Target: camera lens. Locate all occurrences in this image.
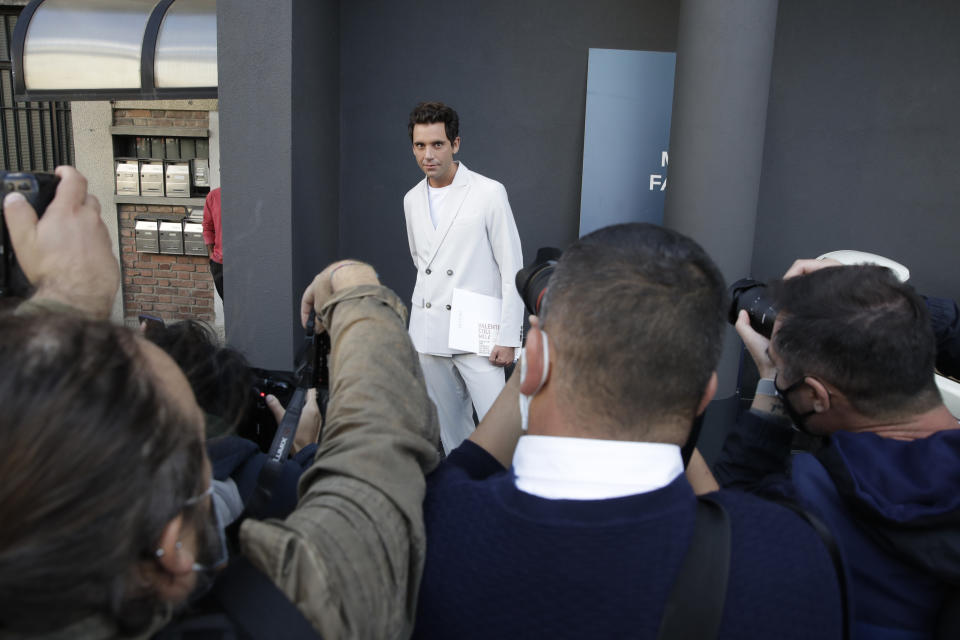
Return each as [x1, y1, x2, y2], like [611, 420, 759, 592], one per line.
[515, 247, 563, 316]
[728, 278, 778, 338]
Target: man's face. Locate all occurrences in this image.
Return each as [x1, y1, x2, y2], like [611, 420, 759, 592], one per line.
[412, 122, 460, 187]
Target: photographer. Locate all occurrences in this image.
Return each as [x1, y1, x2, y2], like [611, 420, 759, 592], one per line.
[412, 223, 844, 639]
[143, 319, 321, 520]
[715, 261, 960, 639]
[0, 167, 439, 638]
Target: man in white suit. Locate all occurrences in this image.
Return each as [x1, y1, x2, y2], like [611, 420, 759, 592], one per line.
[404, 102, 524, 453]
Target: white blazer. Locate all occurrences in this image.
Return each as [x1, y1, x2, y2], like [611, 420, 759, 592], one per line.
[404, 163, 524, 355]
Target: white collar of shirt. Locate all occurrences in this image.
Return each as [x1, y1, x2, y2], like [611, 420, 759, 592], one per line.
[512, 435, 684, 500]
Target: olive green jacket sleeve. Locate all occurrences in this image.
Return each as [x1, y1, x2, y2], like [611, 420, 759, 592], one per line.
[239, 284, 440, 639]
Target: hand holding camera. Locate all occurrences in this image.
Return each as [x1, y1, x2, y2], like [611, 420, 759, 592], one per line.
[734, 309, 777, 380]
[265, 387, 323, 455]
[300, 260, 379, 331]
[729, 256, 846, 381]
[3, 166, 119, 318]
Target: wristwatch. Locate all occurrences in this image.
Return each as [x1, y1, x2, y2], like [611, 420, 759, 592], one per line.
[756, 378, 778, 398]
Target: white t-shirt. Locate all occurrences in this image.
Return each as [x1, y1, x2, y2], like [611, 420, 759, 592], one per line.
[428, 183, 453, 229]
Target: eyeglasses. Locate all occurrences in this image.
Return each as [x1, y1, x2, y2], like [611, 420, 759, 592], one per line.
[183, 484, 229, 573]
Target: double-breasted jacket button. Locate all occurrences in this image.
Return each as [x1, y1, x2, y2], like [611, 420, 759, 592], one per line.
[445, 304, 451, 310]
[425, 302, 432, 308]
[446, 269, 453, 276]
[425, 268, 432, 275]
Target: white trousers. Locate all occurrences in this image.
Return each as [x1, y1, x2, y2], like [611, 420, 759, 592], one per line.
[418, 352, 506, 454]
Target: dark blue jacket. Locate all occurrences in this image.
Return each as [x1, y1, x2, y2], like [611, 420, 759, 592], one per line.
[926, 296, 960, 379]
[716, 410, 960, 640]
[207, 436, 317, 520]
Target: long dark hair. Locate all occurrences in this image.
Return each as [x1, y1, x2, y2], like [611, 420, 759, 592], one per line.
[0, 313, 204, 634]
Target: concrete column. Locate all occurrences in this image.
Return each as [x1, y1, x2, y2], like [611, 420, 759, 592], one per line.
[217, 0, 340, 369]
[663, 0, 779, 399]
[71, 101, 123, 324]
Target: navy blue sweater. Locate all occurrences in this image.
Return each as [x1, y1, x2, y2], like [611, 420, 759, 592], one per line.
[414, 440, 844, 639]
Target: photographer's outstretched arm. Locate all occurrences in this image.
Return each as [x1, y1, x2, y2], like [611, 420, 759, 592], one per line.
[469, 371, 522, 468]
[239, 260, 440, 639]
[714, 310, 796, 496]
[4, 166, 119, 319]
[685, 449, 720, 495]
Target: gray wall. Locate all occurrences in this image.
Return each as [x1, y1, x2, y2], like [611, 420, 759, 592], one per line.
[339, 0, 679, 301]
[752, 0, 960, 300]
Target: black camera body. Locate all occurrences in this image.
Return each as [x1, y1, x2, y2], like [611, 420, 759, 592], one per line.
[0, 171, 59, 298]
[242, 325, 331, 453]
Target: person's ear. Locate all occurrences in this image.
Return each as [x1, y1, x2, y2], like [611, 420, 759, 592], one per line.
[144, 514, 196, 602]
[451, 136, 461, 154]
[804, 376, 832, 413]
[696, 372, 718, 416]
[519, 326, 550, 396]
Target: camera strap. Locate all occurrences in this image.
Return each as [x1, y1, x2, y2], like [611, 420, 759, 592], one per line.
[245, 310, 329, 520]
[656, 495, 731, 640]
[774, 498, 850, 640]
[245, 386, 307, 519]
[157, 555, 320, 639]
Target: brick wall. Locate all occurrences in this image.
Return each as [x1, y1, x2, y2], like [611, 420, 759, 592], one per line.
[113, 108, 209, 128]
[118, 205, 214, 323]
[113, 106, 213, 324]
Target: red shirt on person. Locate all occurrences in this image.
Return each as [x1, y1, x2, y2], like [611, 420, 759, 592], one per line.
[202, 187, 223, 264]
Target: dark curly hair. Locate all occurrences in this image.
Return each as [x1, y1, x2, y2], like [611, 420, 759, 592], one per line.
[408, 101, 459, 144]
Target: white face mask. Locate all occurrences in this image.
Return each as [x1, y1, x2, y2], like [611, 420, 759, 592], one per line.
[517, 332, 549, 432]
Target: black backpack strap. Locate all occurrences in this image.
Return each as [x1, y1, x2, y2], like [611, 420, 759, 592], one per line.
[657, 495, 731, 640]
[936, 587, 960, 639]
[209, 556, 320, 639]
[774, 499, 851, 640]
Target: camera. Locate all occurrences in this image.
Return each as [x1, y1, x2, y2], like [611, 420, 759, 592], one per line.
[243, 317, 331, 453]
[515, 247, 563, 316]
[728, 278, 778, 338]
[244, 368, 297, 451]
[0, 172, 59, 299]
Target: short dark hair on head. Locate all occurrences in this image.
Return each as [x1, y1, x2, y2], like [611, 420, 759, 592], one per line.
[0, 314, 204, 635]
[408, 101, 459, 144]
[539, 223, 727, 441]
[145, 319, 255, 439]
[771, 265, 940, 418]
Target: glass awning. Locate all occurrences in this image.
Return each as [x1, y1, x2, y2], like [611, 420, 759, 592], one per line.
[13, 0, 216, 100]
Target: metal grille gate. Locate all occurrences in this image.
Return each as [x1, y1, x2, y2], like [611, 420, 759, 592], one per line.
[0, 8, 73, 172]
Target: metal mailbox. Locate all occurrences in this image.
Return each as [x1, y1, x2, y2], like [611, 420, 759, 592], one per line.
[192, 158, 210, 188]
[115, 160, 140, 195]
[165, 161, 191, 198]
[140, 161, 165, 196]
[158, 221, 184, 255]
[134, 219, 159, 253]
[182, 220, 206, 256]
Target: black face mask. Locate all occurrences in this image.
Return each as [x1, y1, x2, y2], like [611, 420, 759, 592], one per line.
[774, 374, 817, 433]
